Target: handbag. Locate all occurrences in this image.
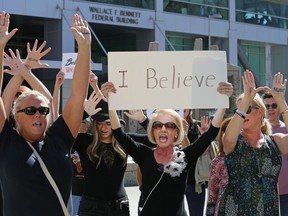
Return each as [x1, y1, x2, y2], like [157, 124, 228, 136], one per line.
[26, 141, 70, 216]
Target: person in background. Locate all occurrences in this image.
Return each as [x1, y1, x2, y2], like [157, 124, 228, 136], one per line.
[206, 117, 231, 216]
[262, 91, 288, 216]
[105, 80, 233, 216]
[0, 12, 92, 215]
[219, 70, 288, 215]
[184, 109, 210, 216]
[74, 91, 130, 216]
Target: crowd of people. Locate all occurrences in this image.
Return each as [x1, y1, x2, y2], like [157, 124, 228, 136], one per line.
[0, 10, 288, 216]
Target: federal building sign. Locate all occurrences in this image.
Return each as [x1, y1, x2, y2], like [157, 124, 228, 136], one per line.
[78, 4, 154, 28]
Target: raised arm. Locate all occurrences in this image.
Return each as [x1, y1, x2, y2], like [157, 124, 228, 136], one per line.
[0, 12, 18, 132]
[223, 70, 264, 154]
[2, 49, 24, 115]
[62, 14, 91, 137]
[52, 69, 65, 120]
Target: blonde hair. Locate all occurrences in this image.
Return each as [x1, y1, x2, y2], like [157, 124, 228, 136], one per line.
[147, 109, 185, 145]
[237, 93, 272, 135]
[87, 120, 127, 168]
[217, 117, 232, 156]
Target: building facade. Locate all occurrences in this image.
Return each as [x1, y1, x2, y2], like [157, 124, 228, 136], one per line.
[1, 0, 288, 109]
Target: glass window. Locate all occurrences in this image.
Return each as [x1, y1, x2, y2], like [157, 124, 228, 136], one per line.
[236, 0, 288, 29]
[239, 43, 266, 86]
[164, 0, 229, 20]
[86, 0, 155, 9]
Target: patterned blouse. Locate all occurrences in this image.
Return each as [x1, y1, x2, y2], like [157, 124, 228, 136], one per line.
[206, 156, 228, 216]
[218, 135, 282, 216]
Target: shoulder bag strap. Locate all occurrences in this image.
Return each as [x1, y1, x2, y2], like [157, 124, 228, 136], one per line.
[27, 142, 70, 216]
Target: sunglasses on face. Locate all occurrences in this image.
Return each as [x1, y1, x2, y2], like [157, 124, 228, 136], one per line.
[152, 121, 178, 130]
[246, 105, 259, 114]
[234, 105, 259, 115]
[265, 103, 277, 110]
[17, 106, 50, 116]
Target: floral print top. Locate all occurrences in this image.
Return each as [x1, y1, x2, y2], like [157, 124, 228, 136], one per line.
[206, 156, 228, 216]
[218, 135, 282, 216]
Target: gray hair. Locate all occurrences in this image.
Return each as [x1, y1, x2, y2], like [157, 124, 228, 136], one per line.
[12, 90, 50, 117]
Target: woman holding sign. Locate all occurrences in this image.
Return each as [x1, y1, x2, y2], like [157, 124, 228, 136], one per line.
[105, 81, 233, 216]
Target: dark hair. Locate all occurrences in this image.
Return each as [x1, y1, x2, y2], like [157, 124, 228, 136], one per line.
[262, 91, 273, 100]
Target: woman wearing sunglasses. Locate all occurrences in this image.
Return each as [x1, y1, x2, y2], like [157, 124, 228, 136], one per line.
[218, 70, 288, 216]
[0, 12, 96, 216]
[104, 81, 233, 216]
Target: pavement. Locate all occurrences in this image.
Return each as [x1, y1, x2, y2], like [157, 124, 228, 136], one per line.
[72, 186, 189, 216]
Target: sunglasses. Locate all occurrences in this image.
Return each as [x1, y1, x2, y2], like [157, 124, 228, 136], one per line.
[17, 106, 50, 116]
[265, 103, 277, 110]
[152, 121, 178, 129]
[234, 105, 259, 115]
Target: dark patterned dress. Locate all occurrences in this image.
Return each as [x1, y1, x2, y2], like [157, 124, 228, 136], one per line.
[218, 135, 282, 216]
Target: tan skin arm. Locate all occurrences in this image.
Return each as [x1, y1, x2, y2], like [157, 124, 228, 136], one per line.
[0, 12, 18, 132]
[223, 70, 265, 155]
[61, 14, 91, 138]
[52, 70, 65, 120]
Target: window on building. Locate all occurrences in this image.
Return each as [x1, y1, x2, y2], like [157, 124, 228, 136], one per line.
[86, 0, 155, 9]
[164, 0, 229, 20]
[238, 43, 266, 87]
[236, 0, 288, 29]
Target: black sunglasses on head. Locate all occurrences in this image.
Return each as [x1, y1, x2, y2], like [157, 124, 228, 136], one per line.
[152, 121, 178, 129]
[17, 106, 50, 116]
[265, 103, 277, 110]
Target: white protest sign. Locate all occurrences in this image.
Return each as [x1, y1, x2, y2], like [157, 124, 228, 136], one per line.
[108, 51, 228, 110]
[62, 53, 78, 79]
[146, 109, 184, 119]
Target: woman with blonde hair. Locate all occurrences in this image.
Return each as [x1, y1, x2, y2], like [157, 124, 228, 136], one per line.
[218, 70, 288, 215]
[105, 81, 233, 216]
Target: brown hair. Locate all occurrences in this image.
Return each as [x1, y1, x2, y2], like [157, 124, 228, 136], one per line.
[86, 120, 127, 168]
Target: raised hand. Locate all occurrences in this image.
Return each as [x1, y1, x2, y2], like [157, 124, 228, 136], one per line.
[217, 81, 233, 97]
[3, 48, 26, 75]
[101, 82, 117, 99]
[55, 69, 65, 87]
[84, 90, 103, 116]
[242, 70, 265, 101]
[124, 110, 146, 122]
[0, 12, 18, 48]
[89, 72, 98, 89]
[198, 115, 210, 134]
[270, 72, 287, 101]
[24, 39, 51, 69]
[70, 14, 91, 46]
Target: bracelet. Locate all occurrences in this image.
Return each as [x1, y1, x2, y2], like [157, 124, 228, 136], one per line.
[234, 109, 246, 119]
[281, 108, 288, 115]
